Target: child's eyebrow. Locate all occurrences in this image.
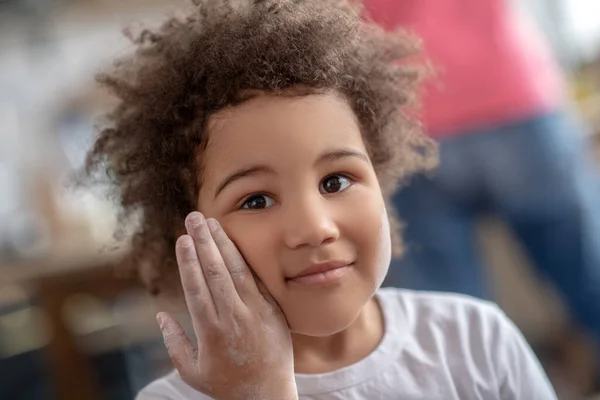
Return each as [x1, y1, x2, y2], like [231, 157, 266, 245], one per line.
[315, 148, 370, 166]
[213, 148, 369, 199]
[214, 165, 275, 199]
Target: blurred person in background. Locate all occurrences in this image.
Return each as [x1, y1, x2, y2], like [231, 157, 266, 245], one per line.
[363, 0, 600, 352]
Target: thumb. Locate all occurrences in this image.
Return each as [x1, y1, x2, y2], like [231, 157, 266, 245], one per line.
[157, 312, 197, 378]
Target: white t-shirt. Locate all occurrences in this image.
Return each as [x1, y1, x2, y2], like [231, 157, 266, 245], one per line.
[137, 288, 557, 400]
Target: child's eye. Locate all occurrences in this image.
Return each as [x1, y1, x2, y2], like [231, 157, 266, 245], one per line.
[320, 175, 353, 194]
[241, 194, 276, 210]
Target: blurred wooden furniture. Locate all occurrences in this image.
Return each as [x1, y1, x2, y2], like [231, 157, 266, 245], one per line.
[1, 252, 137, 400]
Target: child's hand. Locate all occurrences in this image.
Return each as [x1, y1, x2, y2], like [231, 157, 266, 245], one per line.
[156, 212, 297, 400]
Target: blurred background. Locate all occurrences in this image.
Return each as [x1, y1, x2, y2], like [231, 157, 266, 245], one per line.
[1, 0, 600, 399]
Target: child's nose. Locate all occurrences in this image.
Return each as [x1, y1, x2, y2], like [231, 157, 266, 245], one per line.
[283, 197, 340, 249]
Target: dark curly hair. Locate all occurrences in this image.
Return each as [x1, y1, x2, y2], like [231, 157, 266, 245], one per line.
[84, 0, 437, 296]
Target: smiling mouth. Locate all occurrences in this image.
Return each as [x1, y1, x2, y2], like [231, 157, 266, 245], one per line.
[287, 263, 353, 286]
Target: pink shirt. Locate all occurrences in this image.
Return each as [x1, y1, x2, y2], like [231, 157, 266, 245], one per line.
[363, 0, 564, 138]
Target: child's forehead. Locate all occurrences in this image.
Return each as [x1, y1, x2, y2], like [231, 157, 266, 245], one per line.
[198, 91, 369, 179]
[204, 91, 362, 153]
[207, 89, 352, 126]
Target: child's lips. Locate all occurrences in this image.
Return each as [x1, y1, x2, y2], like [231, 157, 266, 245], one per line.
[287, 262, 353, 286]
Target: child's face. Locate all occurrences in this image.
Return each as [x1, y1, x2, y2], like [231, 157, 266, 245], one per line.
[197, 91, 391, 336]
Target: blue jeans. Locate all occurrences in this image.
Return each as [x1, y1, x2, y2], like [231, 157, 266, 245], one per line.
[386, 111, 600, 340]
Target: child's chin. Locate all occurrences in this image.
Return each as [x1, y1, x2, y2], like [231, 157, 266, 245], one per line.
[287, 309, 361, 337]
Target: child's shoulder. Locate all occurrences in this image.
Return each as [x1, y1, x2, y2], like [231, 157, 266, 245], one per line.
[378, 286, 505, 321]
[377, 287, 515, 348]
[374, 288, 557, 399]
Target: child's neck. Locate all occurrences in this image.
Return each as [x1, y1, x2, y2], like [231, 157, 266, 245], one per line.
[291, 296, 384, 374]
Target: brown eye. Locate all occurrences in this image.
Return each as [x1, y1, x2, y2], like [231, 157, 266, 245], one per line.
[241, 194, 275, 210]
[320, 175, 352, 194]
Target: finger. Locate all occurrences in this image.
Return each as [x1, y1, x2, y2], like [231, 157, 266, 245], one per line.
[255, 277, 278, 308]
[157, 312, 198, 382]
[207, 218, 260, 306]
[185, 212, 240, 315]
[175, 234, 216, 324]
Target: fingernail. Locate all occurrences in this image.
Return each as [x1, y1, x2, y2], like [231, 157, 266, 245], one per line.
[177, 235, 194, 248]
[187, 212, 204, 227]
[207, 218, 220, 232]
[156, 312, 166, 330]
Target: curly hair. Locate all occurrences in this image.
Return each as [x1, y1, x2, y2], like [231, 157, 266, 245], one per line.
[84, 0, 437, 296]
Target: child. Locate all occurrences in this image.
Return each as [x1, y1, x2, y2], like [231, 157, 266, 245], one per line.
[85, 0, 558, 399]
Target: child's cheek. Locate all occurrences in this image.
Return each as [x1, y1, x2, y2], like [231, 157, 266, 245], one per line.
[375, 207, 392, 288]
[222, 220, 282, 294]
